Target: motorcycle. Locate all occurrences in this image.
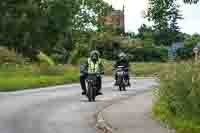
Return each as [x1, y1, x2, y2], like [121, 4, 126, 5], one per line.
[116, 66, 129, 91]
[86, 73, 100, 102]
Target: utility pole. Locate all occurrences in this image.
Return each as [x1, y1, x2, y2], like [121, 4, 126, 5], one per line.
[122, 0, 126, 34]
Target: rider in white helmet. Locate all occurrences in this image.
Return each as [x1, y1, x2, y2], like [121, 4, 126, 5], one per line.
[113, 52, 130, 86]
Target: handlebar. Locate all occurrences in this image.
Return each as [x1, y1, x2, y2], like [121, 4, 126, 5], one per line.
[87, 72, 104, 75]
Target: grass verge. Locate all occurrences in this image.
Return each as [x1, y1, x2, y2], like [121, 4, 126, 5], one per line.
[153, 99, 200, 133]
[0, 65, 79, 92]
[0, 62, 169, 92]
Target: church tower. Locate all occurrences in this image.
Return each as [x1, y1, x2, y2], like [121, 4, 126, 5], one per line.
[103, 0, 125, 34]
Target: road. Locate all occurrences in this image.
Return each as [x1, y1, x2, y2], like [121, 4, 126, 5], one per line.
[0, 77, 156, 133]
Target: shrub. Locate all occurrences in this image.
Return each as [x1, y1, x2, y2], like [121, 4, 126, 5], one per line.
[0, 47, 25, 65]
[128, 47, 168, 62]
[37, 51, 55, 66]
[176, 48, 193, 60]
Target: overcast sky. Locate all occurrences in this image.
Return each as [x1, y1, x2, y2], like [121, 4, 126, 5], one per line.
[104, 0, 200, 34]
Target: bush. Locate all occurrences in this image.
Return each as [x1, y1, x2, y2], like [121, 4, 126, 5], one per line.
[37, 51, 55, 66]
[154, 62, 200, 133]
[128, 47, 168, 62]
[176, 48, 193, 60]
[0, 47, 25, 65]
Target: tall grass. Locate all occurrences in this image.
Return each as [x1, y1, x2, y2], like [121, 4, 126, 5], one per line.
[153, 62, 200, 133]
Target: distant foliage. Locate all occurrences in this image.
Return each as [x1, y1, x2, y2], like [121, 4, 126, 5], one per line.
[70, 30, 169, 63]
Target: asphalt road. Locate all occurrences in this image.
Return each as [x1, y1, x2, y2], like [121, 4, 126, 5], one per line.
[0, 77, 156, 133]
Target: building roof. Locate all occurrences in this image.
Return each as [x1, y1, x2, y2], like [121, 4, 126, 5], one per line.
[111, 10, 123, 16]
[171, 42, 184, 49]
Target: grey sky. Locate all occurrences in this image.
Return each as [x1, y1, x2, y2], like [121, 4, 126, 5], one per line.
[105, 0, 200, 34]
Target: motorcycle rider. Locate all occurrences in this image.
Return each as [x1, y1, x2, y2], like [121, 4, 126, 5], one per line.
[80, 50, 104, 95]
[113, 52, 130, 86]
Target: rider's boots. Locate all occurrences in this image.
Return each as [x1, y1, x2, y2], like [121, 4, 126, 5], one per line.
[114, 80, 117, 86]
[97, 91, 103, 95]
[80, 75, 87, 95]
[82, 91, 86, 95]
[97, 80, 103, 95]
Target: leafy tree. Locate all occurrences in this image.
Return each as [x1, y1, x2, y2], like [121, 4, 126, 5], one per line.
[73, 0, 112, 31]
[0, 0, 111, 63]
[0, 0, 79, 58]
[168, 2, 183, 43]
[137, 24, 155, 47]
[147, 0, 182, 46]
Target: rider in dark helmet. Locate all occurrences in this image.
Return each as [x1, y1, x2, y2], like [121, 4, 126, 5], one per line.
[113, 52, 130, 86]
[80, 50, 104, 95]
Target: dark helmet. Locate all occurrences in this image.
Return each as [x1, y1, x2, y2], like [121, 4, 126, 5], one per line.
[118, 52, 126, 61]
[90, 50, 100, 61]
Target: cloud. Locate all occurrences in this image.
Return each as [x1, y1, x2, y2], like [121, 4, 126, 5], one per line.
[179, 2, 200, 34]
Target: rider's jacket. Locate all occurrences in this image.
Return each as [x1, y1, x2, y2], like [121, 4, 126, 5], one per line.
[80, 58, 104, 74]
[88, 58, 102, 73]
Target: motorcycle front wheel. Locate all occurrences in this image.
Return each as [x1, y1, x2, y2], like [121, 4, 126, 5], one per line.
[87, 83, 96, 102]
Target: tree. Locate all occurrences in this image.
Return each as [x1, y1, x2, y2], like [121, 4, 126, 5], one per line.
[0, 0, 79, 58]
[169, 2, 183, 42]
[0, 0, 111, 62]
[72, 0, 112, 31]
[67, 0, 112, 63]
[147, 0, 182, 46]
[137, 24, 153, 39]
[137, 24, 155, 47]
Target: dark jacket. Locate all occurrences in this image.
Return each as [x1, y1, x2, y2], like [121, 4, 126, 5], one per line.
[113, 59, 129, 70]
